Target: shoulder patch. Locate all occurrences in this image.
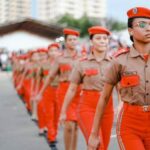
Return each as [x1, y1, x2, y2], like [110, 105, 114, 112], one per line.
[113, 48, 130, 58]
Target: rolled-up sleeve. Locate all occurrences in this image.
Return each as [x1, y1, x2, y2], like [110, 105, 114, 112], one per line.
[102, 59, 121, 85]
[69, 61, 82, 84]
[49, 59, 60, 78]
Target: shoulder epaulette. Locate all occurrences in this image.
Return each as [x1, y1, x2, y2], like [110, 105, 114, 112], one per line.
[113, 48, 130, 58]
[56, 51, 64, 57]
[79, 56, 88, 61]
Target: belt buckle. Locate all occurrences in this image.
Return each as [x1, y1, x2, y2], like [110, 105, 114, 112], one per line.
[143, 105, 149, 112]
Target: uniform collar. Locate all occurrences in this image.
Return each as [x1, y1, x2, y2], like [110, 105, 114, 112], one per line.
[129, 46, 142, 58]
[63, 50, 77, 58]
[88, 52, 110, 62]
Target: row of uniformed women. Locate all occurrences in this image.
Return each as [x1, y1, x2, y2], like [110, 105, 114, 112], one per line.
[35, 29, 83, 150]
[59, 26, 114, 150]
[12, 6, 150, 150]
[13, 45, 61, 150]
[13, 25, 117, 150]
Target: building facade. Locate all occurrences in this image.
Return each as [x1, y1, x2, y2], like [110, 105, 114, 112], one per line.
[37, 0, 107, 21]
[0, 0, 31, 24]
[0, 0, 107, 24]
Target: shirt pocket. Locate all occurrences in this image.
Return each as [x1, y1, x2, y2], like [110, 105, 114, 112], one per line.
[43, 70, 49, 76]
[60, 64, 72, 72]
[120, 71, 140, 88]
[84, 68, 99, 76]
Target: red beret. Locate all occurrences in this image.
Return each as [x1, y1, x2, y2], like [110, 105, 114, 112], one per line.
[48, 43, 60, 49]
[28, 50, 38, 56]
[37, 48, 48, 53]
[17, 55, 22, 60]
[23, 54, 29, 59]
[88, 26, 110, 35]
[18, 54, 29, 60]
[127, 7, 150, 19]
[63, 28, 80, 36]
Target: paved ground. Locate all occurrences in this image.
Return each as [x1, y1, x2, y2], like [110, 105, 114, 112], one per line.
[0, 72, 119, 150]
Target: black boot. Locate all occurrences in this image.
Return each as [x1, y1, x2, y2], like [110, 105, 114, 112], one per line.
[49, 141, 58, 150]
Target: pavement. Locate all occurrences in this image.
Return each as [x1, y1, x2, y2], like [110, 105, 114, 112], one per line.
[0, 72, 119, 150]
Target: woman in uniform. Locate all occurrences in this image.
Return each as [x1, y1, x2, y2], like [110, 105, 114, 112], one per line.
[60, 26, 114, 150]
[35, 29, 80, 150]
[17, 50, 39, 113]
[88, 7, 150, 150]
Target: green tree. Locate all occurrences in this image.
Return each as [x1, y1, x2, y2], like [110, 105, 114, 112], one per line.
[106, 18, 127, 31]
[57, 14, 95, 37]
[57, 14, 127, 37]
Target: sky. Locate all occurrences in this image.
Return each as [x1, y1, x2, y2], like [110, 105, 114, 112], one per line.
[107, 0, 150, 22]
[31, 0, 150, 23]
[31, 0, 37, 18]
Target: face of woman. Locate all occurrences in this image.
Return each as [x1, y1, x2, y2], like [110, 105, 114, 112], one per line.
[39, 52, 48, 61]
[31, 53, 39, 62]
[65, 35, 78, 50]
[20, 60, 25, 65]
[129, 18, 150, 43]
[48, 47, 59, 57]
[91, 34, 109, 52]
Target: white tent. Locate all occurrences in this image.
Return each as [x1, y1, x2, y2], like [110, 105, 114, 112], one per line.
[0, 31, 53, 51]
[0, 19, 63, 52]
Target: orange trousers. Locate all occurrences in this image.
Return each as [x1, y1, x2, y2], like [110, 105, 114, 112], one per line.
[17, 85, 24, 96]
[17, 74, 24, 96]
[37, 85, 57, 142]
[46, 86, 57, 142]
[37, 83, 47, 129]
[13, 71, 17, 87]
[117, 103, 150, 150]
[56, 82, 80, 123]
[37, 98, 47, 130]
[23, 78, 31, 111]
[77, 90, 114, 150]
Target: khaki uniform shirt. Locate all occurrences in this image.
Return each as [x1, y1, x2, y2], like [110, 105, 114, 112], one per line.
[50, 50, 79, 82]
[70, 53, 111, 91]
[103, 46, 150, 105]
[41, 60, 59, 87]
[26, 62, 38, 78]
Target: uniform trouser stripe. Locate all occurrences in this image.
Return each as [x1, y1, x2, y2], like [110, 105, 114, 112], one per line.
[116, 106, 126, 150]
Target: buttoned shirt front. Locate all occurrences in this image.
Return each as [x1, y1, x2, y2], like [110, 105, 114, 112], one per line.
[70, 53, 111, 91]
[103, 46, 150, 105]
[50, 50, 79, 82]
